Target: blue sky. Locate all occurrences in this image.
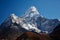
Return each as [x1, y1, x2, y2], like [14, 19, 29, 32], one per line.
[0, 0, 60, 24]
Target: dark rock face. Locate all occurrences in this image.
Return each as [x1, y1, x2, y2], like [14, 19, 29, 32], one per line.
[16, 31, 52, 40]
[50, 24, 60, 40]
[0, 23, 26, 40]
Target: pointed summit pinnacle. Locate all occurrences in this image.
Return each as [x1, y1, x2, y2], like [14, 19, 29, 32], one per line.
[24, 6, 39, 14]
[23, 6, 40, 18]
[22, 6, 44, 18]
[10, 13, 15, 16]
[29, 6, 39, 14]
[10, 13, 18, 21]
[30, 6, 37, 12]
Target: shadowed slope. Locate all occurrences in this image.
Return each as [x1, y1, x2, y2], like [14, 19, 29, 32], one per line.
[50, 24, 60, 40]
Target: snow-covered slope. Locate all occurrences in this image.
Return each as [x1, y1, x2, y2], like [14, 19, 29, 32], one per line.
[0, 6, 60, 35]
[22, 6, 60, 33]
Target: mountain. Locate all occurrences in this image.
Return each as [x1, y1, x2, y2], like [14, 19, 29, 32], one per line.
[50, 24, 60, 40]
[21, 6, 60, 33]
[0, 14, 27, 40]
[0, 6, 60, 40]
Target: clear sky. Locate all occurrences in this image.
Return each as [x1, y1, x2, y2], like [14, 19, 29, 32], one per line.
[0, 0, 60, 24]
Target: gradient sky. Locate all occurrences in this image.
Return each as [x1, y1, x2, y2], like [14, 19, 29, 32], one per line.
[0, 0, 60, 24]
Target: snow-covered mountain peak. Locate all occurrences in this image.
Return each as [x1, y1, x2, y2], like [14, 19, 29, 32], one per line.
[10, 13, 15, 16]
[10, 14, 18, 20]
[30, 6, 37, 12]
[22, 6, 41, 19]
[27, 6, 39, 14]
[9, 14, 20, 24]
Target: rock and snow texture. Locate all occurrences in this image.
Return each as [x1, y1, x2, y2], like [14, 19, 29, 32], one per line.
[0, 6, 60, 35]
[22, 6, 60, 33]
[22, 6, 43, 18]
